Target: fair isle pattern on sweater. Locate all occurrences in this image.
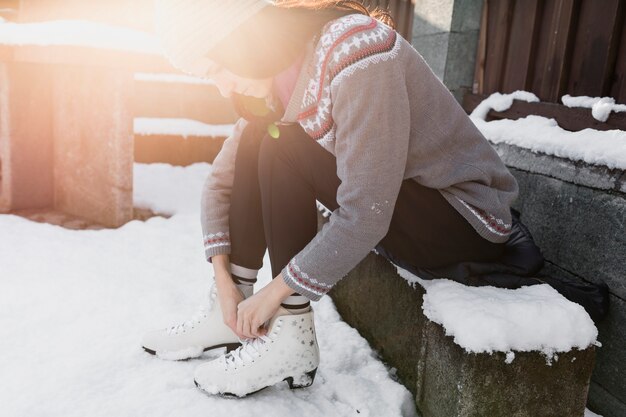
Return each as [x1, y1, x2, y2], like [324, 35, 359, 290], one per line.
[203, 231, 230, 251]
[285, 259, 333, 298]
[455, 197, 512, 237]
[297, 14, 401, 147]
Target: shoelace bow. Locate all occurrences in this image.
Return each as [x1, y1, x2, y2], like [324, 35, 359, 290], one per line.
[166, 285, 217, 335]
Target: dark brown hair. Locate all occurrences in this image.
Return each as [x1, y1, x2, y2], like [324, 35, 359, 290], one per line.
[206, 1, 395, 122]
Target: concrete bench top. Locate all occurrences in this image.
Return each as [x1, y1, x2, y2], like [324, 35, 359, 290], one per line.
[0, 19, 159, 53]
[0, 19, 171, 70]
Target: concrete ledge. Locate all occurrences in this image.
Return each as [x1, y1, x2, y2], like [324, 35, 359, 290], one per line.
[492, 142, 626, 194]
[328, 251, 596, 417]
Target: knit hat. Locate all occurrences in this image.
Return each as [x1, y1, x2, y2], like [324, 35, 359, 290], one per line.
[154, 0, 274, 77]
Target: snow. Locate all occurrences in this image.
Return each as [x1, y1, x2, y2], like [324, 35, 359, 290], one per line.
[469, 90, 540, 120]
[0, 19, 160, 54]
[134, 118, 235, 139]
[0, 162, 417, 417]
[135, 72, 215, 85]
[394, 265, 599, 363]
[470, 91, 626, 170]
[562, 94, 626, 122]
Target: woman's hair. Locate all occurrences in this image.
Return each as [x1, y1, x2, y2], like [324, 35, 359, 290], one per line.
[208, 1, 395, 122]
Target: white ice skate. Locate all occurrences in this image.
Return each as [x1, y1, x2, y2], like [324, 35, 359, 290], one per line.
[141, 281, 243, 360]
[193, 306, 320, 398]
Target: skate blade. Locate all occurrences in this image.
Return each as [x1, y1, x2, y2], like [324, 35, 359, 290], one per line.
[142, 342, 242, 361]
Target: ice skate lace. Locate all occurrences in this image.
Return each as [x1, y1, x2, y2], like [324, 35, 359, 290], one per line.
[166, 283, 217, 335]
[223, 325, 281, 369]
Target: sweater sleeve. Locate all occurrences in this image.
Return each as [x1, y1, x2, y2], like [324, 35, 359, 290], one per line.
[200, 116, 248, 261]
[280, 55, 411, 301]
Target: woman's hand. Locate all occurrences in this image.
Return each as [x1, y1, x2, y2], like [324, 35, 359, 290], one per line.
[235, 289, 279, 339]
[215, 278, 246, 339]
[236, 273, 296, 339]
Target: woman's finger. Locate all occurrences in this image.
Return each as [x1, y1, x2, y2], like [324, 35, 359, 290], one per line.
[237, 311, 245, 339]
[242, 316, 254, 339]
[251, 320, 262, 337]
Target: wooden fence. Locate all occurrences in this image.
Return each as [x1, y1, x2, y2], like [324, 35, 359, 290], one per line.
[473, 0, 626, 104]
[362, 0, 415, 40]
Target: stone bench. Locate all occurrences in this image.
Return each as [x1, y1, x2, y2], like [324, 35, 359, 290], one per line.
[326, 248, 598, 417]
[0, 17, 237, 225]
[0, 14, 171, 226]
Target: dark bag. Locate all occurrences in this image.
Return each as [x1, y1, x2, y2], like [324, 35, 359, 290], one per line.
[377, 208, 610, 325]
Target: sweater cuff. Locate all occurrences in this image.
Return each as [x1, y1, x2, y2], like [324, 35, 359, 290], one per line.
[281, 258, 332, 302]
[203, 232, 231, 262]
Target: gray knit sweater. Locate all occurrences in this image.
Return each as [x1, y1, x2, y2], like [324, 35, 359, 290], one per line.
[200, 14, 518, 301]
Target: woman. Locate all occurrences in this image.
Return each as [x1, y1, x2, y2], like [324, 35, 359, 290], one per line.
[142, 0, 519, 397]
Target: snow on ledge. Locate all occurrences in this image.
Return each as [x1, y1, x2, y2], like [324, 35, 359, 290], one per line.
[134, 72, 215, 85]
[562, 94, 626, 122]
[469, 90, 540, 120]
[134, 118, 234, 138]
[0, 19, 160, 54]
[470, 91, 626, 170]
[394, 264, 599, 363]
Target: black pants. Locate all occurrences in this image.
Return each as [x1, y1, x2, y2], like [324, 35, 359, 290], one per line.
[228, 121, 505, 295]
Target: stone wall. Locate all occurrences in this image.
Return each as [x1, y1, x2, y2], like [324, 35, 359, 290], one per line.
[411, 0, 483, 103]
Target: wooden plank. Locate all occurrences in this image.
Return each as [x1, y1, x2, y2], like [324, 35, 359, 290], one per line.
[403, 0, 415, 41]
[462, 93, 626, 132]
[501, 0, 541, 93]
[483, 0, 515, 94]
[0, 45, 14, 61]
[609, 2, 626, 103]
[473, 0, 489, 95]
[567, 0, 623, 97]
[392, 0, 406, 37]
[532, 0, 579, 102]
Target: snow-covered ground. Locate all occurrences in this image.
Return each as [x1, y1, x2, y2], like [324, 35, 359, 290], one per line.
[0, 162, 417, 417]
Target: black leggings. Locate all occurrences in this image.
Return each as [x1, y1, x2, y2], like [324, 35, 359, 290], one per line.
[228, 121, 505, 295]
